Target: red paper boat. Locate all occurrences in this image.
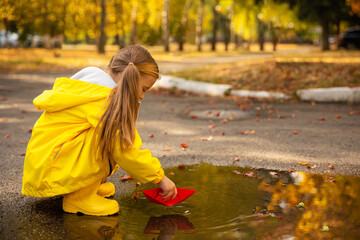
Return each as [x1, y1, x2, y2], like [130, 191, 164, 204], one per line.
[142, 188, 196, 206]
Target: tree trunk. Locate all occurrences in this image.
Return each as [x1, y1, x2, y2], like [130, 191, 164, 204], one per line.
[60, 2, 69, 49]
[130, 1, 138, 45]
[178, 0, 193, 51]
[3, 18, 10, 48]
[269, 21, 278, 52]
[211, 0, 220, 51]
[98, 0, 107, 54]
[114, 0, 124, 48]
[257, 17, 265, 51]
[44, 0, 51, 49]
[335, 19, 340, 50]
[224, 15, 231, 51]
[321, 16, 329, 51]
[162, 0, 170, 52]
[196, 0, 204, 51]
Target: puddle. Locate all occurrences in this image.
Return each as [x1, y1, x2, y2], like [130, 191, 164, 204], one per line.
[66, 163, 360, 240]
[9, 163, 360, 239]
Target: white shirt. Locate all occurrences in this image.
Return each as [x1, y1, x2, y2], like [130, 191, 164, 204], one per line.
[70, 66, 116, 88]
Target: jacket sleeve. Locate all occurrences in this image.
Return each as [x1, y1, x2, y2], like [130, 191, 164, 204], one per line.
[112, 128, 164, 184]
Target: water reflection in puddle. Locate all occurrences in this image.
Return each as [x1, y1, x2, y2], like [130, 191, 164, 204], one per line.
[38, 163, 360, 239]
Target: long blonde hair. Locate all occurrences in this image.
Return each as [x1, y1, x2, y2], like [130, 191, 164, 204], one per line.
[96, 45, 159, 163]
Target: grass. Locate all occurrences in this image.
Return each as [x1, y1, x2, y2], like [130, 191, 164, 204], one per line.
[1, 43, 359, 95]
[171, 48, 360, 95]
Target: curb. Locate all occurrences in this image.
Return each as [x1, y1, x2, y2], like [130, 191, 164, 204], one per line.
[296, 87, 360, 103]
[155, 75, 360, 103]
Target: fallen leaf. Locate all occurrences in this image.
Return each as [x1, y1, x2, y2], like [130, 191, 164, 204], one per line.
[297, 202, 305, 208]
[270, 171, 280, 176]
[20, 141, 25, 144]
[255, 119, 260, 122]
[221, 119, 228, 124]
[239, 130, 250, 135]
[162, 131, 168, 135]
[298, 161, 309, 165]
[136, 182, 141, 187]
[181, 143, 189, 148]
[28, 129, 32, 133]
[328, 165, 335, 169]
[191, 115, 198, 119]
[21, 110, 29, 114]
[293, 130, 298, 134]
[184, 110, 190, 115]
[250, 130, 256, 134]
[291, 114, 296, 118]
[181, 147, 186, 151]
[265, 132, 269, 136]
[2, 97, 8, 101]
[324, 178, 336, 183]
[267, 118, 272, 122]
[219, 132, 225, 135]
[4, 134, 10, 138]
[133, 192, 139, 200]
[208, 124, 216, 128]
[148, 134, 154, 138]
[233, 170, 242, 175]
[307, 164, 317, 169]
[334, 115, 342, 119]
[209, 129, 216, 133]
[243, 171, 255, 177]
[169, 171, 175, 176]
[234, 157, 240, 161]
[166, 149, 171, 151]
[290, 168, 295, 173]
[322, 226, 329, 232]
[279, 115, 286, 119]
[0, 118, 8, 122]
[318, 117, 326, 121]
[201, 136, 213, 141]
[209, 100, 215, 104]
[256, 113, 261, 117]
[120, 175, 133, 181]
[178, 165, 186, 170]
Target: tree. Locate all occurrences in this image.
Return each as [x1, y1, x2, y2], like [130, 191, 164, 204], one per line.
[162, 0, 170, 52]
[347, 0, 360, 16]
[98, 0, 106, 53]
[196, 0, 205, 51]
[211, 0, 220, 51]
[278, 0, 350, 51]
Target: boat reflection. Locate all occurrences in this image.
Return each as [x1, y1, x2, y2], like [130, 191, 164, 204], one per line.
[144, 214, 195, 240]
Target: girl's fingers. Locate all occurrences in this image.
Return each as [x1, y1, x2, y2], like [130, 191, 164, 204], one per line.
[171, 188, 178, 199]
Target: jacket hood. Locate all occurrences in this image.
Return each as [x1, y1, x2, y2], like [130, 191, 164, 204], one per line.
[34, 77, 112, 112]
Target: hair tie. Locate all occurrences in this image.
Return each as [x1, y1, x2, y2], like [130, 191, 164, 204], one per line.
[128, 62, 134, 65]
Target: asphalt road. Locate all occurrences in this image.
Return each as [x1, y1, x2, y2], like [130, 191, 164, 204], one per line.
[0, 66, 359, 238]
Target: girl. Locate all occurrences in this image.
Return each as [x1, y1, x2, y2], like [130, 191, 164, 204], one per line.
[22, 45, 177, 216]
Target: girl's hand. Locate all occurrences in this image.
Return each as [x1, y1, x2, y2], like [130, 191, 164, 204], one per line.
[157, 175, 177, 201]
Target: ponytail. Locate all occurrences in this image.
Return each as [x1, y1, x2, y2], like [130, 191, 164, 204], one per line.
[95, 45, 159, 163]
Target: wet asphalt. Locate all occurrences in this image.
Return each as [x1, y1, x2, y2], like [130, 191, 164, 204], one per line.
[0, 70, 359, 239]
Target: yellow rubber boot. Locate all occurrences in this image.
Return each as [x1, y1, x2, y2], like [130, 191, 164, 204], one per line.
[63, 180, 119, 216]
[97, 182, 115, 197]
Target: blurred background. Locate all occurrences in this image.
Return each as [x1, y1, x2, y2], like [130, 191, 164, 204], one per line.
[2, 0, 360, 52]
[1, 0, 360, 94]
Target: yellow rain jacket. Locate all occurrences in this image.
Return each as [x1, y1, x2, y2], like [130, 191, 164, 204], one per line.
[22, 77, 164, 198]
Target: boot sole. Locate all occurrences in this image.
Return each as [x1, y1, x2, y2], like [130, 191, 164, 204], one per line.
[63, 202, 119, 216]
